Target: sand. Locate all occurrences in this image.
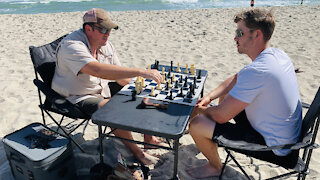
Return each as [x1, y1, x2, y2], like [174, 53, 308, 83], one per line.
[0, 4, 319, 180]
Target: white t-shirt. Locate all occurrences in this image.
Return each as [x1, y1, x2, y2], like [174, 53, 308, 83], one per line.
[229, 48, 302, 156]
[51, 29, 121, 104]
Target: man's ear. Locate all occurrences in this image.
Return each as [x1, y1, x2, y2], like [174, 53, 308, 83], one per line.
[256, 29, 264, 40]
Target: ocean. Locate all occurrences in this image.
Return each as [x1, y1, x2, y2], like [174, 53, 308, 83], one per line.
[1, 0, 319, 14]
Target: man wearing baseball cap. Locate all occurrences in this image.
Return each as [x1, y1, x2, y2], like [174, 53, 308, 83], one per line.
[52, 8, 163, 165]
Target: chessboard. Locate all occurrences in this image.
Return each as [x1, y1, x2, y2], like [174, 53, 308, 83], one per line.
[118, 64, 208, 106]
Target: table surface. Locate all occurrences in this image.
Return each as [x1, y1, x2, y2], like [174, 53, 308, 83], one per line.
[92, 94, 194, 139]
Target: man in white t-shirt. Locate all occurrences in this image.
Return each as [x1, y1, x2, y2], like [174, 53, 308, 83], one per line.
[52, 8, 163, 165]
[186, 8, 302, 178]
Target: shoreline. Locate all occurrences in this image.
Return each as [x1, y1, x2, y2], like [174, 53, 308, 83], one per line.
[0, 4, 319, 179]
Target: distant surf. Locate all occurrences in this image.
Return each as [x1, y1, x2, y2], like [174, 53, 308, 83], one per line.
[1, 0, 319, 14]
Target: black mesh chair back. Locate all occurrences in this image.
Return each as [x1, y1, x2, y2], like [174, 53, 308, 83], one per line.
[29, 35, 90, 152]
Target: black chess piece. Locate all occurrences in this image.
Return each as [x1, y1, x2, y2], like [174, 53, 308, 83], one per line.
[177, 87, 184, 97]
[131, 90, 137, 101]
[187, 90, 192, 98]
[164, 73, 167, 81]
[165, 82, 169, 90]
[194, 76, 197, 85]
[168, 69, 171, 78]
[174, 80, 179, 88]
[197, 69, 202, 79]
[179, 76, 183, 83]
[170, 61, 173, 71]
[184, 76, 188, 87]
[169, 90, 174, 100]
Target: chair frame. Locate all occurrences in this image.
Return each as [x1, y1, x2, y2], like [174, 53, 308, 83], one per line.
[29, 35, 91, 153]
[217, 87, 320, 180]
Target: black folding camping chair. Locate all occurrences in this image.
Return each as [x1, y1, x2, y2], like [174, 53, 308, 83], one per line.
[29, 35, 90, 152]
[215, 86, 320, 180]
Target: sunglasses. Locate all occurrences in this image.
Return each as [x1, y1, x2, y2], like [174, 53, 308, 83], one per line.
[91, 25, 110, 35]
[235, 29, 244, 38]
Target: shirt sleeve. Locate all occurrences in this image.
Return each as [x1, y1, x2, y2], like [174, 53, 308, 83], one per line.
[229, 66, 265, 103]
[57, 40, 96, 76]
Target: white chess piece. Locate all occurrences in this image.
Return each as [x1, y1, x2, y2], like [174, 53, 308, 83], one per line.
[184, 64, 189, 74]
[147, 64, 151, 70]
[162, 74, 166, 84]
[157, 83, 162, 90]
[168, 79, 172, 88]
[176, 62, 181, 73]
[150, 87, 156, 97]
[162, 67, 165, 75]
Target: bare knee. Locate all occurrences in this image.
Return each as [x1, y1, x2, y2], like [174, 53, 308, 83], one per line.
[98, 98, 110, 109]
[189, 115, 216, 139]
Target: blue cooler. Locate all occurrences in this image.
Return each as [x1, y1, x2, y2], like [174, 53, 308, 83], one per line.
[2, 123, 76, 180]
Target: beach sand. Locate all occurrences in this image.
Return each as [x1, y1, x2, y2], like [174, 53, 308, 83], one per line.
[0, 4, 319, 180]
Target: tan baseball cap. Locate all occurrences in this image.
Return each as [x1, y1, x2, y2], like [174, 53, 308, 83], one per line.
[83, 8, 118, 30]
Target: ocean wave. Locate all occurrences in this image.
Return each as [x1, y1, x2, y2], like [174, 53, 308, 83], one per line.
[1, 0, 94, 4]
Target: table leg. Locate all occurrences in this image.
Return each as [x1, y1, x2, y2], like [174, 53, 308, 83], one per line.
[98, 125, 104, 163]
[172, 138, 179, 180]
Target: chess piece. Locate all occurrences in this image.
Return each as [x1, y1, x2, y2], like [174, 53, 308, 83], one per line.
[147, 64, 151, 70]
[176, 62, 181, 73]
[168, 79, 172, 88]
[154, 60, 159, 70]
[191, 64, 196, 75]
[170, 61, 173, 71]
[187, 90, 192, 98]
[131, 90, 137, 101]
[184, 64, 189, 74]
[174, 80, 179, 88]
[165, 82, 169, 90]
[179, 76, 183, 83]
[162, 67, 165, 75]
[197, 70, 202, 79]
[194, 76, 197, 85]
[178, 87, 184, 97]
[162, 74, 166, 84]
[168, 69, 171, 78]
[169, 90, 174, 100]
[184, 76, 188, 87]
[150, 87, 156, 97]
[141, 78, 145, 87]
[135, 83, 141, 94]
[172, 73, 175, 82]
[157, 83, 162, 90]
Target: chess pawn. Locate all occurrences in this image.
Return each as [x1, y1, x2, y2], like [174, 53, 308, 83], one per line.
[184, 64, 189, 74]
[191, 64, 196, 75]
[162, 74, 166, 84]
[150, 87, 156, 97]
[162, 67, 165, 75]
[172, 73, 175, 82]
[157, 83, 162, 90]
[147, 64, 151, 70]
[176, 62, 181, 73]
[168, 79, 172, 88]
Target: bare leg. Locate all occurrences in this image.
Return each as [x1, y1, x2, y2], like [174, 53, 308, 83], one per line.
[113, 129, 159, 165]
[143, 135, 166, 149]
[98, 99, 159, 165]
[186, 115, 222, 178]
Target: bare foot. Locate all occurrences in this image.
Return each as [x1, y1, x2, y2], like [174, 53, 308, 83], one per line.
[135, 151, 159, 166]
[144, 135, 167, 149]
[186, 163, 221, 178]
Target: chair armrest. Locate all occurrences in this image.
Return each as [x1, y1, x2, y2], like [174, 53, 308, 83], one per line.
[213, 133, 316, 152]
[33, 79, 90, 119]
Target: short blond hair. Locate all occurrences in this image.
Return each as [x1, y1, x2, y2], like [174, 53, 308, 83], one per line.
[234, 8, 275, 42]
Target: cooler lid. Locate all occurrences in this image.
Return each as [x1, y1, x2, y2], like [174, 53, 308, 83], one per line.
[3, 123, 70, 161]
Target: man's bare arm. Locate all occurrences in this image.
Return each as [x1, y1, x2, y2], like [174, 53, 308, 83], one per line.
[204, 94, 248, 124]
[80, 61, 162, 83]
